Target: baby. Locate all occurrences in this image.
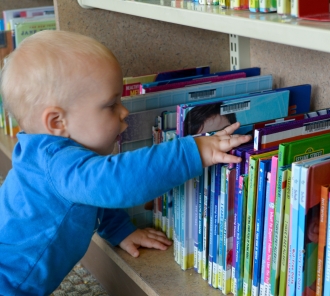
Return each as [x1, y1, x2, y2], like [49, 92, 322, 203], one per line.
[0, 30, 251, 295]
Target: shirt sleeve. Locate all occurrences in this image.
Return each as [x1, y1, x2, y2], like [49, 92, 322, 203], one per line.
[97, 208, 137, 246]
[46, 136, 202, 209]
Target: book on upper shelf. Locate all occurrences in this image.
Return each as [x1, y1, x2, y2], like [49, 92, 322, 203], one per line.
[292, 0, 330, 21]
[0, 30, 14, 68]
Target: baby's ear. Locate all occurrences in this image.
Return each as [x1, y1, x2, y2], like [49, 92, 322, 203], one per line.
[41, 106, 69, 137]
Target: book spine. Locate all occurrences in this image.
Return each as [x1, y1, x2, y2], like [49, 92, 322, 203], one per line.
[180, 182, 187, 270]
[243, 157, 258, 296]
[208, 166, 216, 285]
[162, 193, 167, 233]
[324, 190, 330, 295]
[277, 0, 291, 14]
[260, 172, 271, 296]
[252, 160, 270, 296]
[291, 0, 298, 17]
[232, 166, 238, 295]
[249, 0, 260, 12]
[197, 174, 204, 274]
[270, 168, 287, 296]
[236, 174, 248, 296]
[166, 188, 174, 240]
[316, 184, 329, 295]
[176, 105, 181, 137]
[194, 178, 200, 272]
[202, 167, 210, 280]
[295, 166, 308, 295]
[265, 155, 278, 296]
[286, 162, 301, 296]
[278, 169, 291, 296]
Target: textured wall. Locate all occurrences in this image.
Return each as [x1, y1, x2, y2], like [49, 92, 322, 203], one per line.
[54, 0, 230, 77]
[250, 39, 330, 111]
[0, 0, 54, 14]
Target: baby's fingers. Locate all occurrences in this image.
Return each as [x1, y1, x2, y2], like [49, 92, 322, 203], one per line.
[219, 134, 252, 151]
[214, 122, 241, 136]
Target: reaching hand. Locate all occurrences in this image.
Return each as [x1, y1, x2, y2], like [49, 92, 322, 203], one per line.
[119, 228, 172, 258]
[194, 122, 251, 168]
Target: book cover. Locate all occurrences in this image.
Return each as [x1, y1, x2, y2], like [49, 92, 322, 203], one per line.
[252, 158, 272, 296]
[243, 150, 278, 296]
[236, 174, 249, 296]
[278, 168, 292, 296]
[323, 189, 330, 295]
[316, 184, 329, 296]
[249, 0, 260, 12]
[259, 0, 277, 12]
[179, 90, 290, 137]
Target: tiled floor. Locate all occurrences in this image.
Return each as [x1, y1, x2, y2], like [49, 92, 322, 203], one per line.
[0, 176, 109, 295]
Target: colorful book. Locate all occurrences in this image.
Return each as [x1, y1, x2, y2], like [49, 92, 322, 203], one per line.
[243, 150, 278, 296]
[316, 184, 329, 296]
[259, 0, 277, 12]
[278, 168, 292, 296]
[249, 0, 260, 12]
[252, 158, 272, 296]
[324, 188, 330, 295]
[197, 174, 204, 274]
[193, 177, 200, 271]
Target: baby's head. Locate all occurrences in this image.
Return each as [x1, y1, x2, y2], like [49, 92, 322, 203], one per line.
[1, 30, 129, 155]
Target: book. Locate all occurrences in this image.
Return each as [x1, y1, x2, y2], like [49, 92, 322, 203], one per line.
[264, 155, 278, 296]
[251, 158, 272, 296]
[278, 168, 292, 296]
[0, 31, 14, 68]
[316, 184, 329, 296]
[270, 164, 290, 296]
[2, 5, 54, 30]
[178, 90, 290, 137]
[14, 18, 56, 47]
[197, 174, 204, 274]
[295, 155, 330, 295]
[259, 0, 277, 13]
[236, 174, 249, 296]
[277, 0, 291, 14]
[243, 150, 278, 296]
[324, 189, 330, 295]
[120, 75, 273, 151]
[249, 0, 260, 12]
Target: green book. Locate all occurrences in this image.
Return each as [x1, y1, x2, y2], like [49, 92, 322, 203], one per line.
[278, 168, 291, 296]
[243, 150, 278, 296]
[14, 18, 56, 47]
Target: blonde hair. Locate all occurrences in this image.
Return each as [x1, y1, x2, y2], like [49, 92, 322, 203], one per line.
[0, 30, 117, 131]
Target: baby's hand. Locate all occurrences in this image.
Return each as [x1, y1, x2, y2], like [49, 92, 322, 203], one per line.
[194, 122, 251, 168]
[119, 228, 172, 258]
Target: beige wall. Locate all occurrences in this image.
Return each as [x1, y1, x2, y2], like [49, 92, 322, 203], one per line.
[54, 0, 230, 77]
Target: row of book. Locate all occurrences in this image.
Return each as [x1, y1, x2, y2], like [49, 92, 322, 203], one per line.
[168, 0, 330, 21]
[119, 65, 330, 295]
[0, 6, 56, 138]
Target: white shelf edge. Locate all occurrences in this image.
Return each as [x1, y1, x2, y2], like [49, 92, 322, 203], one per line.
[78, 0, 330, 54]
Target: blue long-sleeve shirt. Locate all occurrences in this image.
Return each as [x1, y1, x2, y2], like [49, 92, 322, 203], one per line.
[0, 132, 202, 295]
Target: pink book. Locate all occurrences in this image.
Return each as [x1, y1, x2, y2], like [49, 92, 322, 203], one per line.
[264, 155, 278, 295]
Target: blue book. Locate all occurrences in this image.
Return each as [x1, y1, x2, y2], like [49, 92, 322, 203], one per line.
[197, 174, 204, 274]
[252, 158, 272, 296]
[208, 165, 216, 286]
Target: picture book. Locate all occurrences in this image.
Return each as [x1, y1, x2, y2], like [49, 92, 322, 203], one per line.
[194, 177, 200, 272]
[278, 168, 291, 296]
[220, 0, 231, 8]
[120, 75, 273, 151]
[252, 158, 272, 296]
[264, 155, 278, 296]
[259, 171, 271, 296]
[270, 164, 290, 296]
[259, 0, 277, 12]
[254, 113, 330, 151]
[2, 6, 54, 30]
[243, 150, 278, 296]
[316, 184, 329, 296]
[178, 90, 290, 137]
[295, 156, 330, 295]
[14, 18, 56, 48]
[197, 174, 204, 274]
[249, 0, 260, 12]
[236, 174, 248, 296]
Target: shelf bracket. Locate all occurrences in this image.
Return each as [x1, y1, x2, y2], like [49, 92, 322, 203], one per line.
[229, 35, 250, 70]
[77, 0, 93, 9]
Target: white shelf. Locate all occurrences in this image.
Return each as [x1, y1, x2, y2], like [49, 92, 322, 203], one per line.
[78, 0, 330, 53]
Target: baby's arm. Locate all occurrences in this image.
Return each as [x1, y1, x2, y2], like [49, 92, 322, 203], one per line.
[119, 228, 172, 257]
[194, 122, 251, 168]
